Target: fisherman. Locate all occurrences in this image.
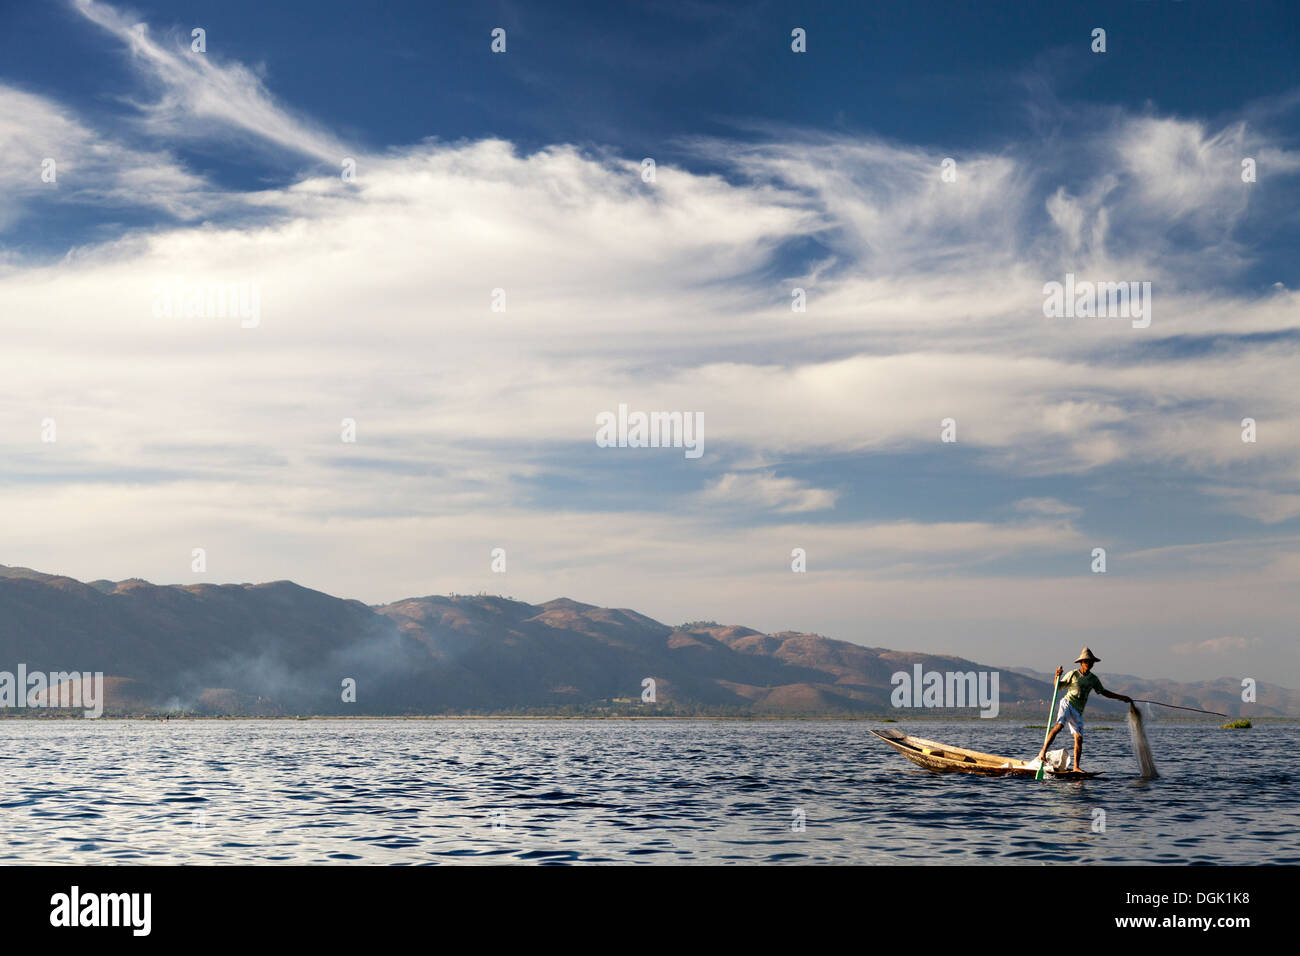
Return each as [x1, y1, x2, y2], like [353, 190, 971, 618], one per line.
[1035, 647, 1132, 772]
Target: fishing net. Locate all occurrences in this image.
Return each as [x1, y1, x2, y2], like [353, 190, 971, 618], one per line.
[1128, 703, 1159, 778]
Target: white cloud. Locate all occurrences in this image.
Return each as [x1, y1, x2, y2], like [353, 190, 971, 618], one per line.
[72, 0, 346, 163]
[1013, 497, 1083, 518]
[1117, 117, 1249, 231]
[1203, 486, 1300, 524]
[700, 472, 837, 513]
[0, 85, 211, 227]
[1169, 635, 1260, 655]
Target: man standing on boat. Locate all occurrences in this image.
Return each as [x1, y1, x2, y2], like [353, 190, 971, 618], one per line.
[1035, 647, 1132, 772]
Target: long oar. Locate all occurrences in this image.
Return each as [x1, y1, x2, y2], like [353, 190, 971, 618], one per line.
[1131, 699, 1227, 717]
[1035, 672, 1061, 780]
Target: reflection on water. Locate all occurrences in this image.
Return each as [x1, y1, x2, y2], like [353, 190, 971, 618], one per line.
[0, 718, 1294, 864]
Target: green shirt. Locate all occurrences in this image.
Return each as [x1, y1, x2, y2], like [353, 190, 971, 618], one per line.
[1061, 669, 1104, 712]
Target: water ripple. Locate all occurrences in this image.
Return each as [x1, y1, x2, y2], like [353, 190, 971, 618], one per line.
[0, 718, 1294, 864]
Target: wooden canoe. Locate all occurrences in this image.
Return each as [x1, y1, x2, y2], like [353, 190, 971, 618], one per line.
[869, 728, 1102, 779]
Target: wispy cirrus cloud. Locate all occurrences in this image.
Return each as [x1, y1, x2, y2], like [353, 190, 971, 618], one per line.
[71, 0, 347, 163]
[1013, 497, 1083, 519]
[1170, 635, 1262, 655]
[0, 85, 211, 228]
[700, 471, 838, 513]
[1202, 485, 1300, 524]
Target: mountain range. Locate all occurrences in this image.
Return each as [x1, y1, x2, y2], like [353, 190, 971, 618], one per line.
[1, 564, 1293, 717]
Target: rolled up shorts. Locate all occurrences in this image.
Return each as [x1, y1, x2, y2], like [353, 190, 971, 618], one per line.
[1054, 698, 1085, 736]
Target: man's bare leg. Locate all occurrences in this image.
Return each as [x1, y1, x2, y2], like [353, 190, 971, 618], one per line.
[1036, 723, 1064, 762]
[1073, 733, 1083, 772]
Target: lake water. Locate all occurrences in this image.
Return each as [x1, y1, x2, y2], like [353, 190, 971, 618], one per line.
[1, 718, 1295, 864]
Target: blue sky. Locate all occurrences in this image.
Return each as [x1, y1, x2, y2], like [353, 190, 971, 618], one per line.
[2, 0, 1299, 685]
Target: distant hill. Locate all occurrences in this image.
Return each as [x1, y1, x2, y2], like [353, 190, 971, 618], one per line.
[0, 565, 1293, 717]
[1005, 665, 1298, 721]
